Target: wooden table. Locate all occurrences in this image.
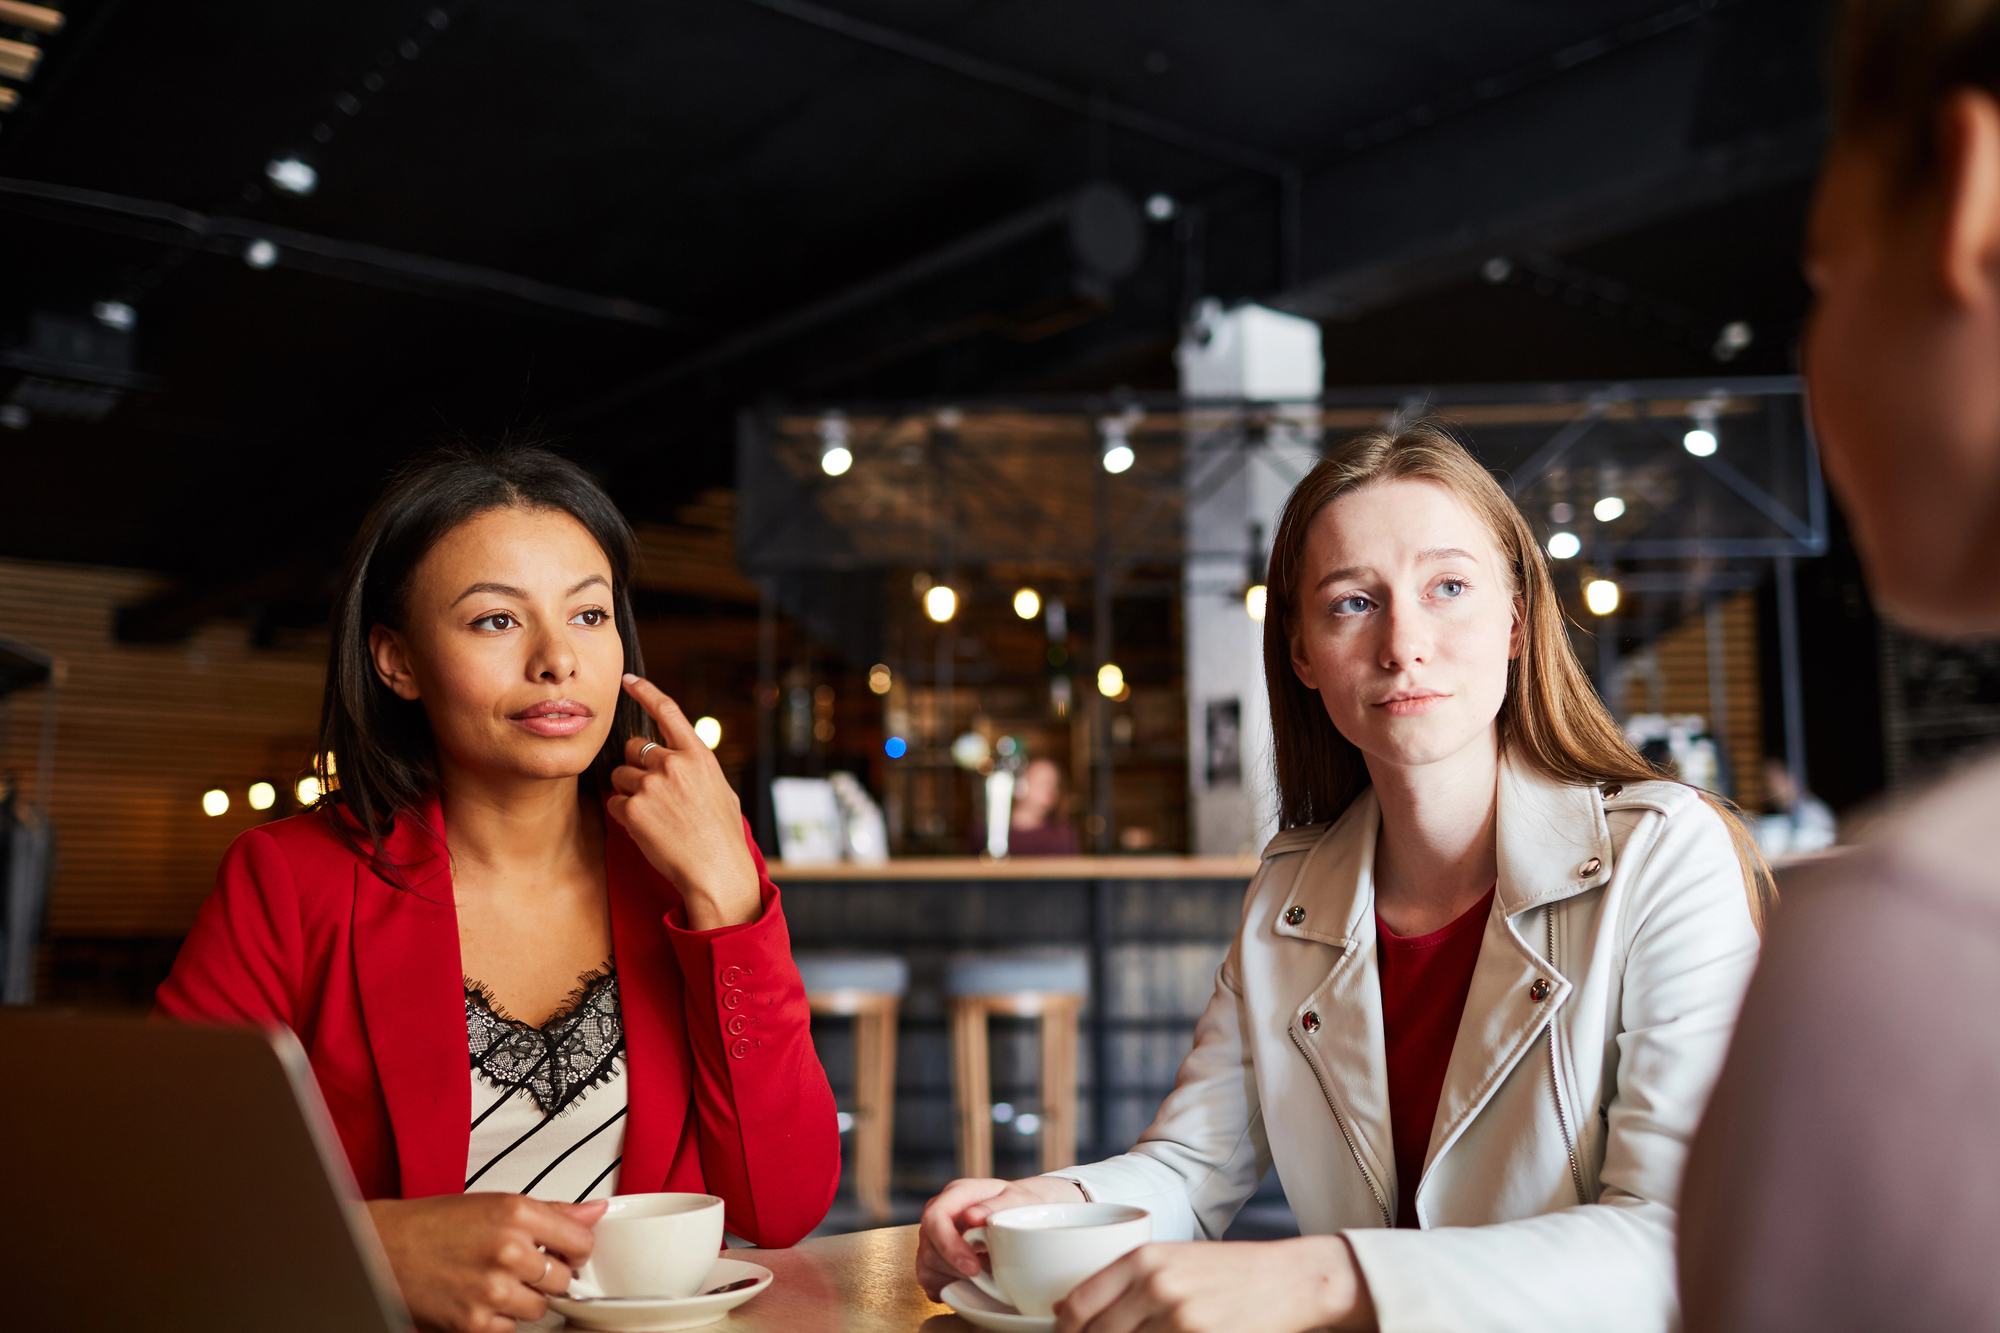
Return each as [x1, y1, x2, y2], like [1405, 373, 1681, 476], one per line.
[526, 1226, 968, 1332]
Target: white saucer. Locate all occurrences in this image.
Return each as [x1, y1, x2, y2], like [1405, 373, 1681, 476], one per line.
[548, 1257, 773, 1331]
[940, 1279, 1056, 1332]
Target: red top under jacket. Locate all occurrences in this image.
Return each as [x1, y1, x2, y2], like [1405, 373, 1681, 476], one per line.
[1377, 885, 1495, 1229]
[155, 794, 840, 1248]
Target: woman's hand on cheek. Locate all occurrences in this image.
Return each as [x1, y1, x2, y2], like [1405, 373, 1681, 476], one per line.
[1052, 1236, 1375, 1333]
[364, 1194, 606, 1333]
[607, 675, 762, 931]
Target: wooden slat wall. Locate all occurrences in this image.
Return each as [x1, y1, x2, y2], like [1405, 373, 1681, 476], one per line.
[0, 558, 325, 936]
[1620, 591, 1766, 809]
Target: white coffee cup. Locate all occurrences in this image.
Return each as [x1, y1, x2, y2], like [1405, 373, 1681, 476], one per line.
[963, 1203, 1151, 1317]
[567, 1192, 725, 1300]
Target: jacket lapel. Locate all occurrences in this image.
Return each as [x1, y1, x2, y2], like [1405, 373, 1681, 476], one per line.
[1272, 792, 1398, 1213]
[350, 795, 470, 1199]
[1422, 755, 1612, 1191]
[603, 811, 691, 1194]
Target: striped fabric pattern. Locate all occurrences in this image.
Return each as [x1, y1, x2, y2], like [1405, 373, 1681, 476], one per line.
[463, 965, 628, 1202]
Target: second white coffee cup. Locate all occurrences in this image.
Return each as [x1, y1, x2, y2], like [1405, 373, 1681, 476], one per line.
[567, 1192, 724, 1300]
[964, 1202, 1152, 1317]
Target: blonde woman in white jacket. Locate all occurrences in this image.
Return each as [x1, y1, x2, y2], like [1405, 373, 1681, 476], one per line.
[917, 423, 1770, 1333]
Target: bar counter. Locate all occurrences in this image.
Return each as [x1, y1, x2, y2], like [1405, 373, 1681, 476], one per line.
[768, 855, 1260, 1190]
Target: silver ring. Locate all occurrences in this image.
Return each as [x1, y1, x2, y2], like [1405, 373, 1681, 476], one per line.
[538, 1257, 552, 1287]
[639, 741, 662, 761]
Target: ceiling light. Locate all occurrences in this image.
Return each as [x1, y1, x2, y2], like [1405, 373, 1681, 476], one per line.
[92, 301, 135, 331]
[1712, 320, 1753, 361]
[1593, 496, 1625, 522]
[950, 731, 991, 769]
[868, 664, 892, 695]
[818, 410, 851, 476]
[924, 585, 956, 623]
[1097, 663, 1125, 698]
[1685, 396, 1723, 456]
[244, 239, 279, 269]
[693, 716, 722, 749]
[1585, 579, 1621, 616]
[1482, 256, 1513, 283]
[1013, 588, 1041, 620]
[201, 788, 230, 817]
[1144, 193, 1177, 221]
[295, 776, 323, 806]
[1548, 502, 1573, 523]
[1547, 531, 1581, 560]
[265, 158, 318, 196]
[1245, 584, 1267, 622]
[247, 782, 276, 811]
[1099, 410, 1140, 474]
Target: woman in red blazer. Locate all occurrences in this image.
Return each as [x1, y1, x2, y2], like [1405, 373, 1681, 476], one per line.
[157, 445, 839, 1333]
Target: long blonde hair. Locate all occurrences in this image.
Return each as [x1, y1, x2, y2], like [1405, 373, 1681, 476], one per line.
[1262, 421, 1775, 928]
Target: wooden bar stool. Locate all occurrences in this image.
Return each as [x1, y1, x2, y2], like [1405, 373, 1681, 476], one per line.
[945, 952, 1090, 1180]
[797, 953, 909, 1222]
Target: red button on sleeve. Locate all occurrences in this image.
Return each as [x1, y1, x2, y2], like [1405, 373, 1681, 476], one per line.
[723, 988, 745, 1010]
[727, 1014, 749, 1036]
[729, 1038, 752, 1060]
[720, 965, 746, 987]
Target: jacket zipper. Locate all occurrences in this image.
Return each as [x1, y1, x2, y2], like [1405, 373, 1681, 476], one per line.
[1290, 1024, 1392, 1227]
[1544, 907, 1588, 1206]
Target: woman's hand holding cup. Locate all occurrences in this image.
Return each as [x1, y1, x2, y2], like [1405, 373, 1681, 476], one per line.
[609, 674, 761, 931]
[916, 1175, 1087, 1300]
[364, 1193, 605, 1333]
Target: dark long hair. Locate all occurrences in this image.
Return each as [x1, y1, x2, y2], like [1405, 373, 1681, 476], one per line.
[1263, 422, 1774, 928]
[309, 442, 648, 876]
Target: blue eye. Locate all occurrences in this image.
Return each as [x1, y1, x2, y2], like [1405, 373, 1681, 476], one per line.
[1333, 595, 1372, 615]
[1436, 579, 1467, 598]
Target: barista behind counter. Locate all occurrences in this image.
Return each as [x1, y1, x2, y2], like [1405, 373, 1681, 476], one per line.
[997, 758, 1079, 857]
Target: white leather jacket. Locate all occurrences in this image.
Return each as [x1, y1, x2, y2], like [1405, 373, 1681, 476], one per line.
[1054, 753, 1760, 1333]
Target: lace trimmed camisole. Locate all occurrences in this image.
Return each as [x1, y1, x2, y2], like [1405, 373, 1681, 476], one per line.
[463, 963, 628, 1202]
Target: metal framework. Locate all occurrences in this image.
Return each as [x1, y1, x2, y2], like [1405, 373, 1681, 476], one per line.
[738, 375, 1826, 839]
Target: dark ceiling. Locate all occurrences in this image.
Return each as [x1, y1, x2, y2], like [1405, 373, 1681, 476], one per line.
[0, 0, 1830, 629]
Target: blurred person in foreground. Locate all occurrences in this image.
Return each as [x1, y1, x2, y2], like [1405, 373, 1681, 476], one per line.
[919, 424, 1771, 1332]
[1006, 757, 1080, 856]
[1677, 2, 2000, 1327]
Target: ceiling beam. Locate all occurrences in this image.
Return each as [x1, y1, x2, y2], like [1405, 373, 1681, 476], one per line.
[555, 184, 1150, 428]
[1271, 1, 1826, 320]
[0, 176, 683, 329]
[740, 0, 1294, 179]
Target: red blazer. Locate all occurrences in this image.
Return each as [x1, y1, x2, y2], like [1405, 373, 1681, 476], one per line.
[155, 795, 840, 1248]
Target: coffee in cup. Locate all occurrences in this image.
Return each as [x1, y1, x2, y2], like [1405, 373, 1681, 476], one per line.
[567, 1192, 724, 1300]
[963, 1202, 1151, 1317]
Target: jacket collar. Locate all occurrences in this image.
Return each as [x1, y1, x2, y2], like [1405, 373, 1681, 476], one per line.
[349, 791, 690, 1199]
[1491, 753, 1616, 914]
[1266, 749, 1611, 1222]
[1271, 748, 1615, 944]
